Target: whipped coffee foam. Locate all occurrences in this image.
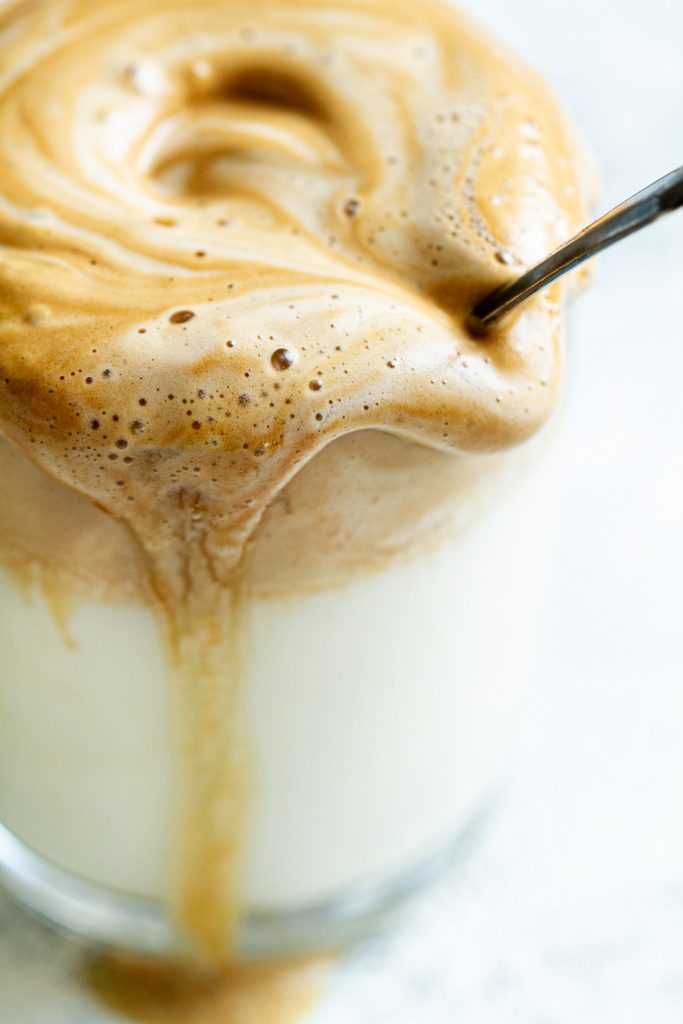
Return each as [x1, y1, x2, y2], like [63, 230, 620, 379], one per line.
[0, 0, 590, 956]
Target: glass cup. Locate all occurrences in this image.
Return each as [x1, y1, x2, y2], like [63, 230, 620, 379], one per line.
[0, 417, 559, 961]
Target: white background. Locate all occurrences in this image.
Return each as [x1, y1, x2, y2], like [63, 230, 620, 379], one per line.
[1, 0, 683, 1020]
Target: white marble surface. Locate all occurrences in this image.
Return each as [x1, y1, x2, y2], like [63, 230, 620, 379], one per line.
[2, 0, 683, 1019]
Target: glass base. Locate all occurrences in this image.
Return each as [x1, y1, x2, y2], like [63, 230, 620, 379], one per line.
[0, 811, 488, 962]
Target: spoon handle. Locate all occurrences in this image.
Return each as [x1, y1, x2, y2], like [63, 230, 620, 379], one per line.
[470, 163, 683, 330]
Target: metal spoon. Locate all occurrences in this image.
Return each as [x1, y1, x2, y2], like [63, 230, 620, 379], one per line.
[469, 164, 683, 331]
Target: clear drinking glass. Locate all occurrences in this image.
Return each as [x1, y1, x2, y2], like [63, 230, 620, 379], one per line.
[0, 416, 559, 961]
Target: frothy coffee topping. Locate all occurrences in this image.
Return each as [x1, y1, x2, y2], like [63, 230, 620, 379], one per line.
[0, 0, 590, 575]
[0, 0, 590, 958]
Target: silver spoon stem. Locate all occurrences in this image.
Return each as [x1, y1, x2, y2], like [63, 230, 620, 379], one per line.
[469, 164, 683, 331]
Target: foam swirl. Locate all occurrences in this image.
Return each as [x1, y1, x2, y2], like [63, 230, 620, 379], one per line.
[0, 0, 591, 566]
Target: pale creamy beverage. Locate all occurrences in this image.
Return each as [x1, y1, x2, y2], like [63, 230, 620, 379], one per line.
[0, 0, 591, 961]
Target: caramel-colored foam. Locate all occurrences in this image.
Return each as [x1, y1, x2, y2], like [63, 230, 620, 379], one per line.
[0, 0, 591, 959]
[0, 429, 539, 601]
